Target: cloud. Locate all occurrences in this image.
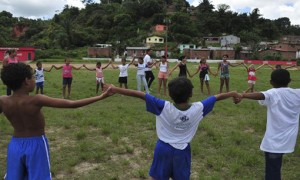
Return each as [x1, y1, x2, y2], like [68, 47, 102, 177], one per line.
[0, 0, 84, 19]
[188, 0, 300, 25]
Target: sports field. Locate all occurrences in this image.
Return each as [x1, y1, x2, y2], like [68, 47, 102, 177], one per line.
[0, 61, 299, 179]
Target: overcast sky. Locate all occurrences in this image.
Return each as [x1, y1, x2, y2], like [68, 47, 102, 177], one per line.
[0, 0, 299, 25]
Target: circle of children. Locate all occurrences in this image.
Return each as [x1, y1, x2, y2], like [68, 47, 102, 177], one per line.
[1, 48, 300, 180]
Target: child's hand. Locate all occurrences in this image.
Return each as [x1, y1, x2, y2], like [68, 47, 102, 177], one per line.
[102, 84, 115, 96]
[83, 64, 86, 67]
[233, 92, 242, 104]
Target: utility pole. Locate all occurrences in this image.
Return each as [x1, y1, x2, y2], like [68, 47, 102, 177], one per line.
[164, 18, 171, 59]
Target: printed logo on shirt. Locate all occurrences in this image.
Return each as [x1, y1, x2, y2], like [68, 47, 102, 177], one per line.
[180, 115, 189, 122]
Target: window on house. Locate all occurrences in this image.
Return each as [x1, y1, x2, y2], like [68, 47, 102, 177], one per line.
[159, 38, 163, 42]
[148, 38, 151, 41]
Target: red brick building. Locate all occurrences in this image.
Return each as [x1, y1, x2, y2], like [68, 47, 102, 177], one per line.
[87, 44, 112, 58]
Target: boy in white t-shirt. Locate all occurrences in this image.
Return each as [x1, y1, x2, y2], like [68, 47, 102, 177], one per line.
[105, 77, 240, 179]
[34, 61, 54, 94]
[238, 69, 300, 180]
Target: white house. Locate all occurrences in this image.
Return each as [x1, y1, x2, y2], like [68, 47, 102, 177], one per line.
[146, 36, 164, 44]
[220, 35, 240, 47]
[178, 44, 196, 53]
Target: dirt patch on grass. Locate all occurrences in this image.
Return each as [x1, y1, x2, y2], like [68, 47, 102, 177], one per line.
[74, 162, 99, 173]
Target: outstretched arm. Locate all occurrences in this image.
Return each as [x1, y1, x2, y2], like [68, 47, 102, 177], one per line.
[44, 65, 54, 72]
[230, 62, 243, 67]
[110, 62, 118, 69]
[267, 64, 275, 70]
[35, 87, 113, 108]
[215, 91, 241, 103]
[53, 65, 63, 70]
[72, 65, 83, 70]
[128, 56, 136, 66]
[168, 62, 180, 76]
[186, 67, 192, 77]
[102, 61, 111, 69]
[83, 65, 95, 71]
[240, 92, 265, 100]
[255, 64, 265, 71]
[191, 66, 200, 77]
[108, 85, 146, 100]
[215, 62, 221, 75]
[242, 63, 249, 70]
[284, 64, 296, 70]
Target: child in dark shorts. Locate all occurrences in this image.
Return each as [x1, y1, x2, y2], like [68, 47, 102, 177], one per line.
[111, 57, 134, 89]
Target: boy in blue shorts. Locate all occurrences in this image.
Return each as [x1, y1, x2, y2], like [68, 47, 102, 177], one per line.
[0, 63, 111, 180]
[106, 77, 240, 179]
[35, 61, 54, 94]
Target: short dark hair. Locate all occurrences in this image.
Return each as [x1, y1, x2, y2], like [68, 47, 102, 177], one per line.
[275, 64, 282, 69]
[168, 77, 193, 104]
[1, 63, 33, 91]
[96, 61, 101, 66]
[178, 56, 186, 61]
[146, 49, 152, 53]
[271, 69, 290, 87]
[223, 54, 228, 58]
[36, 61, 42, 66]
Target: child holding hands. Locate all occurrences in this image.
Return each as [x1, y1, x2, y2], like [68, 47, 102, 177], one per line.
[111, 57, 133, 89]
[236, 69, 300, 180]
[83, 61, 111, 94]
[106, 77, 240, 179]
[1, 63, 111, 180]
[53, 58, 82, 99]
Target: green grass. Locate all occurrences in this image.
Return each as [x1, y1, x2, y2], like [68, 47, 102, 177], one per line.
[0, 62, 299, 179]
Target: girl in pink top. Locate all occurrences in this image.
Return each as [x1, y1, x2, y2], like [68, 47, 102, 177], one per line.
[242, 63, 265, 93]
[3, 49, 18, 67]
[53, 58, 82, 99]
[3, 49, 19, 95]
[83, 61, 111, 94]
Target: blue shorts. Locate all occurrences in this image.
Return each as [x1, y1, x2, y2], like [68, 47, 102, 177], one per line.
[220, 73, 230, 79]
[149, 139, 191, 180]
[36, 81, 44, 88]
[63, 77, 73, 85]
[5, 135, 52, 180]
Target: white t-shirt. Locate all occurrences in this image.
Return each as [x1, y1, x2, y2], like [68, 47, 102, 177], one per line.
[145, 94, 216, 150]
[143, 54, 152, 71]
[118, 64, 129, 77]
[136, 63, 146, 75]
[259, 88, 300, 153]
[159, 62, 168, 73]
[35, 68, 45, 83]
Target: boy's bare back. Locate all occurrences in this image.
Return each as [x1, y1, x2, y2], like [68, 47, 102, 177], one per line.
[0, 95, 46, 137]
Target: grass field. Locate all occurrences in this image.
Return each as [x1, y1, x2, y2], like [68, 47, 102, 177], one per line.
[0, 61, 299, 179]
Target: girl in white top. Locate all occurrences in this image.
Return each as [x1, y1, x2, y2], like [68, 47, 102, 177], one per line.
[111, 57, 134, 89]
[133, 57, 149, 93]
[156, 55, 169, 95]
[34, 61, 53, 94]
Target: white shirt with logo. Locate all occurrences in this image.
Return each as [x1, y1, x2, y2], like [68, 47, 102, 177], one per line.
[145, 94, 216, 150]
